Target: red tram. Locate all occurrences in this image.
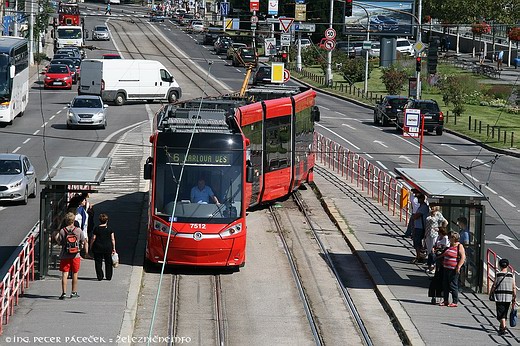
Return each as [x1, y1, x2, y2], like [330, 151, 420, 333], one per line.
[58, 2, 81, 26]
[143, 86, 320, 268]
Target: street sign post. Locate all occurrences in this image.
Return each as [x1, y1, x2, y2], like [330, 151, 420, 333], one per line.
[279, 17, 294, 32]
[324, 28, 336, 39]
[323, 38, 336, 51]
[280, 34, 291, 47]
[363, 40, 371, 50]
[293, 23, 316, 32]
[250, 15, 258, 24]
[283, 69, 290, 83]
[250, 0, 259, 12]
[265, 38, 277, 56]
[220, 2, 229, 17]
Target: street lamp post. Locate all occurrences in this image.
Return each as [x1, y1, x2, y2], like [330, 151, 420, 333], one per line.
[352, 3, 370, 97]
[416, 0, 422, 99]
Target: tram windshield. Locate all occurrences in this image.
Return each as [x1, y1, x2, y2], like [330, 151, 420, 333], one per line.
[154, 134, 244, 223]
[0, 55, 11, 98]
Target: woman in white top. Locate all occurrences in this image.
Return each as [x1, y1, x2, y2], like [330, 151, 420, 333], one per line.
[424, 206, 448, 272]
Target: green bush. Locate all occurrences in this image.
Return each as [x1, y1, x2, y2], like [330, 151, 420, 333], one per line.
[438, 75, 470, 116]
[380, 64, 409, 95]
[340, 58, 371, 84]
[484, 84, 514, 101]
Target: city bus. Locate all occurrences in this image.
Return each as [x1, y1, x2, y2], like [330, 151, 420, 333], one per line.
[143, 86, 319, 269]
[0, 37, 29, 125]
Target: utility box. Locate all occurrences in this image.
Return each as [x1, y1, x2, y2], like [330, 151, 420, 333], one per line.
[380, 37, 396, 67]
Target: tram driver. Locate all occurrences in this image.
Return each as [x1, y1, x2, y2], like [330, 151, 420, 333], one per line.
[190, 178, 220, 206]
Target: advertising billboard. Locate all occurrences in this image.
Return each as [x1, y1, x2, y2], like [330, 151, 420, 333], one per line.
[344, 1, 415, 36]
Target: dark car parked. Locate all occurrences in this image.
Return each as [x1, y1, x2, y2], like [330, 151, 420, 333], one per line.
[373, 95, 408, 126]
[252, 65, 271, 85]
[396, 99, 444, 135]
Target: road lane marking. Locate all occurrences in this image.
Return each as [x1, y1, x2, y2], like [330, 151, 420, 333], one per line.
[364, 152, 373, 159]
[392, 134, 430, 153]
[464, 173, 479, 182]
[23, 138, 31, 144]
[319, 106, 330, 110]
[316, 123, 360, 150]
[12, 146, 21, 153]
[373, 140, 388, 148]
[342, 123, 356, 130]
[399, 155, 414, 164]
[41, 122, 48, 128]
[484, 185, 497, 194]
[50, 115, 55, 120]
[499, 196, 516, 208]
[441, 143, 457, 150]
[33, 130, 40, 135]
[472, 158, 490, 167]
[377, 161, 388, 170]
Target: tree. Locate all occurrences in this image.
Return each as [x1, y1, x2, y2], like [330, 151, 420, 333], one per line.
[340, 58, 369, 84]
[381, 65, 409, 95]
[439, 75, 469, 117]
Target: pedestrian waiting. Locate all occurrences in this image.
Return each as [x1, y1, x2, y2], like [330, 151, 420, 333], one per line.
[438, 232, 466, 307]
[90, 213, 116, 281]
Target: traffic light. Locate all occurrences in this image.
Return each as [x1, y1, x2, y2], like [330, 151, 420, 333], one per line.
[281, 51, 288, 63]
[345, 0, 353, 17]
[416, 57, 422, 72]
[427, 38, 439, 74]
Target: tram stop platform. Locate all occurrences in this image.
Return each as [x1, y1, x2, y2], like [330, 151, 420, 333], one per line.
[313, 163, 520, 346]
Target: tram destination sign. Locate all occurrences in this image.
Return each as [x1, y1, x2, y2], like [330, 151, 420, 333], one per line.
[169, 153, 232, 165]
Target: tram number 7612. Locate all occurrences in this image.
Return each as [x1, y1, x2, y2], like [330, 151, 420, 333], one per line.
[190, 224, 207, 229]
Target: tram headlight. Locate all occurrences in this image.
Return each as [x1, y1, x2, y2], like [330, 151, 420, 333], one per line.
[154, 220, 176, 235]
[220, 223, 242, 238]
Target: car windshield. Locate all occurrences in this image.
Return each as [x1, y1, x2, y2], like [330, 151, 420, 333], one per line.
[48, 65, 69, 73]
[95, 26, 108, 32]
[397, 41, 410, 47]
[57, 28, 82, 39]
[389, 99, 408, 108]
[0, 160, 22, 175]
[72, 98, 102, 108]
[241, 49, 254, 55]
[52, 60, 74, 69]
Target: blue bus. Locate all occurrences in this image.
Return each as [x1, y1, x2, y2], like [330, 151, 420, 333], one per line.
[0, 37, 29, 125]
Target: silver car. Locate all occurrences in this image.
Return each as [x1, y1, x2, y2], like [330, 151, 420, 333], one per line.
[92, 25, 110, 41]
[67, 95, 108, 129]
[0, 154, 37, 205]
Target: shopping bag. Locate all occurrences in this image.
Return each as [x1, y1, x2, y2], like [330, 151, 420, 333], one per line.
[510, 304, 518, 328]
[112, 252, 119, 268]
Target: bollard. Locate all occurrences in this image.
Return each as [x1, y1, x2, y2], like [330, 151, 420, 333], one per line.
[504, 131, 507, 144]
[468, 116, 472, 130]
[498, 127, 501, 142]
[474, 118, 477, 132]
[487, 124, 490, 137]
[512, 132, 514, 148]
[479, 121, 482, 134]
[492, 126, 495, 139]
[454, 112, 457, 125]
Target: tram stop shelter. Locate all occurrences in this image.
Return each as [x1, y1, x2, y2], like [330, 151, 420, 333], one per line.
[395, 168, 487, 292]
[37, 156, 111, 278]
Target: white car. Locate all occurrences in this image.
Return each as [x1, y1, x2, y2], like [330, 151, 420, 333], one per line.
[396, 38, 414, 55]
[67, 95, 108, 129]
[0, 154, 37, 205]
[189, 20, 204, 33]
[300, 38, 311, 49]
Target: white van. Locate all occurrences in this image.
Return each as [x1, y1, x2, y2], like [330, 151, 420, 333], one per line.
[78, 59, 182, 105]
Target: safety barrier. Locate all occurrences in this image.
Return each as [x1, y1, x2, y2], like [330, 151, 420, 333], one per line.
[486, 248, 519, 294]
[314, 132, 410, 224]
[0, 224, 39, 335]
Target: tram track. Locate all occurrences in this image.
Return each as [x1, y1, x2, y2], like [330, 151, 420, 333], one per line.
[269, 190, 375, 346]
[108, 17, 228, 98]
[168, 274, 226, 346]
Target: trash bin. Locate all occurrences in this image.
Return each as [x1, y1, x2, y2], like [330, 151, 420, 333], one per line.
[514, 57, 520, 69]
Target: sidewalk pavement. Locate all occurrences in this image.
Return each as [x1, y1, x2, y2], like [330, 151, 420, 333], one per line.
[313, 164, 520, 346]
[0, 123, 149, 345]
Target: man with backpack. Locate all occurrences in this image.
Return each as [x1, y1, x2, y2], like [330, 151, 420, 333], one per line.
[53, 212, 86, 300]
